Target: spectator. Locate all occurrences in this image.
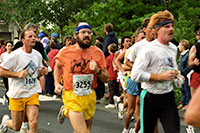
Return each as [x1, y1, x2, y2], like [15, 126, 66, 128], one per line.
[63, 35, 73, 47]
[51, 33, 62, 49]
[103, 23, 118, 58]
[177, 39, 192, 110]
[0, 41, 13, 104]
[105, 43, 120, 108]
[45, 41, 59, 96]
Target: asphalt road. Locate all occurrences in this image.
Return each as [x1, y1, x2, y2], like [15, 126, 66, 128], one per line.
[0, 82, 200, 133]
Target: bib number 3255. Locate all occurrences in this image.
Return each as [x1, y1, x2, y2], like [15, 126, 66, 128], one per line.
[73, 74, 93, 96]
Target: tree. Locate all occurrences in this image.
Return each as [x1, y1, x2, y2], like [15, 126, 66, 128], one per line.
[39, 0, 100, 42]
[73, 0, 162, 38]
[0, 0, 43, 35]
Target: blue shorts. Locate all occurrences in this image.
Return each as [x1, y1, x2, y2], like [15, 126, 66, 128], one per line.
[126, 77, 139, 96]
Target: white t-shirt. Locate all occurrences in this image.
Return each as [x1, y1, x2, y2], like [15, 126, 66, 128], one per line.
[0, 52, 10, 63]
[131, 39, 177, 94]
[0, 48, 43, 98]
[127, 38, 149, 62]
[128, 38, 150, 88]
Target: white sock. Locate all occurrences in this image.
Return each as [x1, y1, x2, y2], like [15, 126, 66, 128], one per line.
[21, 122, 28, 129]
[123, 128, 129, 132]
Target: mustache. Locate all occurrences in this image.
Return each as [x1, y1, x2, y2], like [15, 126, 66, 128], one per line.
[83, 37, 90, 40]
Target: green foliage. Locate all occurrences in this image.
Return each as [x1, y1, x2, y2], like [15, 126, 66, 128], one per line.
[0, 0, 199, 44]
[173, 84, 182, 105]
[173, 1, 200, 45]
[0, 0, 43, 31]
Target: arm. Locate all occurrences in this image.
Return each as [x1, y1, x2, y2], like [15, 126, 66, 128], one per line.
[38, 66, 48, 77]
[90, 60, 109, 83]
[188, 46, 200, 67]
[115, 50, 126, 73]
[53, 59, 64, 94]
[0, 67, 28, 78]
[124, 59, 133, 71]
[131, 50, 176, 82]
[150, 71, 176, 81]
[185, 86, 200, 128]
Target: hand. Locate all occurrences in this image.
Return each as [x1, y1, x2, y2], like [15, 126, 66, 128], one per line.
[194, 58, 200, 66]
[159, 70, 176, 81]
[38, 66, 48, 76]
[177, 74, 185, 82]
[54, 83, 64, 95]
[89, 60, 100, 73]
[18, 69, 28, 78]
[113, 65, 118, 72]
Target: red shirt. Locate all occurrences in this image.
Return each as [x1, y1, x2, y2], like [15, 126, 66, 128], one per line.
[48, 49, 59, 70]
[106, 54, 117, 80]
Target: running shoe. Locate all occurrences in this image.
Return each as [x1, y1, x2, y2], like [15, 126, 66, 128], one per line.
[57, 105, 65, 124]
[20, 122, 29, 133]
[186, 125, 196, 133]
[118, 103, 125, 120]
[129, 128, 135, 133]
[0, 115, 10, 133]
[130, 128, 141, 133]
[122, 128, 129, 133]
[105, 104, 115, 109]
[113, 95, 121, 108]
[20, 127, 28, 133]
[2, 95, 8, 106]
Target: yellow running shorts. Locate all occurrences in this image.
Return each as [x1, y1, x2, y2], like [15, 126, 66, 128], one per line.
[62, 90, 96, 120]
[9, 93, 40, 111]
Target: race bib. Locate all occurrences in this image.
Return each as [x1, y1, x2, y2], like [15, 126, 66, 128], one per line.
[156, 67, 173, 90]
[24, 77, 37, 89]
[73, 74, 93, 96]
[23, 60, 38, 89]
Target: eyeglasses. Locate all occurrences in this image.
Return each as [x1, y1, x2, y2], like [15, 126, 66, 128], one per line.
[76, 30, 93, 35]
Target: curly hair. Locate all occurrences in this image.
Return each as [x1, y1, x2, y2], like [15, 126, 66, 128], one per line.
[148, 10, 174, 29]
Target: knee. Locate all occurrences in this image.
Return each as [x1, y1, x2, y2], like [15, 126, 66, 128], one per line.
[127, 108, 135, 116]
[29, 119, 38, 128]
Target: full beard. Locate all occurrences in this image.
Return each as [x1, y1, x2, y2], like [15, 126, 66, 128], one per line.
[77, 36, 92, 49]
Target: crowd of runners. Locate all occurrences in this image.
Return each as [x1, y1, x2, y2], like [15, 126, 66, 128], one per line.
[0, 9, 199, 133]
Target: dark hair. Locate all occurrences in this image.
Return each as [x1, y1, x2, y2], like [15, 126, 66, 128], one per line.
[104, 23, 113, 32]
[95, 42, 103, 50]
[5, 41, 13, 46]
[63, 35, 72, 43]
[96, 35, 104, 43]
[142, 18, 150, 28]
[0, 39, 5, 46]
[121, 36, 131, 44]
